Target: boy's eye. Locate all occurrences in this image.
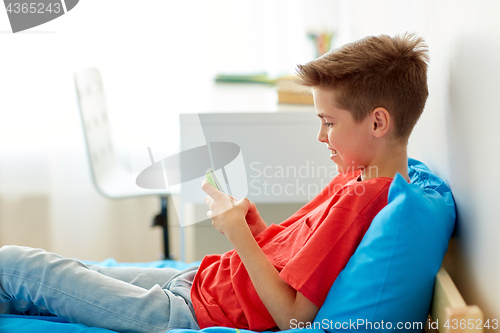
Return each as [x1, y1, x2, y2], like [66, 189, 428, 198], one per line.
[323, 122, 334, 128]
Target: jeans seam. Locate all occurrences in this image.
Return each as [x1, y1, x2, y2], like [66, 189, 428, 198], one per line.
[0, 272, 168, 331]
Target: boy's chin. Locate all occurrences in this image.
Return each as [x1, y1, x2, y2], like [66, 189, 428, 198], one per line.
[335, 163, 358, 175]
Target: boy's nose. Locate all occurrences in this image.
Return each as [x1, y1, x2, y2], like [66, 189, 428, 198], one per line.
[317, 127, 327, 143]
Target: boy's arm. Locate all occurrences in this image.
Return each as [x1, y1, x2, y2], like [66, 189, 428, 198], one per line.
[226, 221, 320, 329]
[202, 180, 319, 329]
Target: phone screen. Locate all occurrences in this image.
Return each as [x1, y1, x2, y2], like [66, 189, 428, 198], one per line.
[205, 168, 225, 194]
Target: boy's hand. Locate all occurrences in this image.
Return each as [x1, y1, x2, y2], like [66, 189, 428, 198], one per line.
[202, 181, 318, 330]
[245, 200, 268, 237]
[202, 179, 268, 237]
[202, 179, 249, 236]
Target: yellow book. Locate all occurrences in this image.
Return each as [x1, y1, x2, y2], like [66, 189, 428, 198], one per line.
[276, 75, 314, 105]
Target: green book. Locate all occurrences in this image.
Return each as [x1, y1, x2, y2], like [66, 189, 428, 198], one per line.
[214, 73, 276, 84]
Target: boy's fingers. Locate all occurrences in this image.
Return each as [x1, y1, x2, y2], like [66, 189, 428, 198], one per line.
[202, 179, 236, 213]
[204, 195, 213, 206]
[246, 200, 256, 210]
[201, 179, 222, 198]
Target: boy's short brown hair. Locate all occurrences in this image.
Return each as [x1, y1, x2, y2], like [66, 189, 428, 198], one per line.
[296, 33, 429, 142]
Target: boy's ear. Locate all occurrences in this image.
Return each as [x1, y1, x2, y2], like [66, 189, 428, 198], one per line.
[371, 107, 391, 138]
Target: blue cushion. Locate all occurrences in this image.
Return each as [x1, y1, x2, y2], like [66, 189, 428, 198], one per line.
[313, 158, 455, 332]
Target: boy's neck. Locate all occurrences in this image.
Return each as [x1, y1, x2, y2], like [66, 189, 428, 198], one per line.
[360, 143, 409, 182]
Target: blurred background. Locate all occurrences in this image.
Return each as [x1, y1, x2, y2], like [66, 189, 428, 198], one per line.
[1, 0, 499, 325]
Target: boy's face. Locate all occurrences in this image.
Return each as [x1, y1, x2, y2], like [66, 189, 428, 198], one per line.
[313, 87, 376, 175]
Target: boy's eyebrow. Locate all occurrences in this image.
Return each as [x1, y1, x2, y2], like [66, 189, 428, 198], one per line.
[317, 113, 335, 119]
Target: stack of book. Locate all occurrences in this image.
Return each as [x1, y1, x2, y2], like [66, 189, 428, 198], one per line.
[213, 73, 314, 105]
[276, 75, 314, 105]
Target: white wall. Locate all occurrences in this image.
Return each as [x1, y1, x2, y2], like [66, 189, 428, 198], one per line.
[0, 1, 334, 261]
[340, 0, 500, 325]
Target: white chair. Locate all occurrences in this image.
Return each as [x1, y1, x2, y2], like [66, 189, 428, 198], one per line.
[74, 67, 172, 258]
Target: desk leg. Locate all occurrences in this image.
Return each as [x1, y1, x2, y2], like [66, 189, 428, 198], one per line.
[152, 196, 170, 259]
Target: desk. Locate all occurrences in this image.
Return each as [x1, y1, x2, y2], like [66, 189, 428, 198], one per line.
[177, 111, 338, 261]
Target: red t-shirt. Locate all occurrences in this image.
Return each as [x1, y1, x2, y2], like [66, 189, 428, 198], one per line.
[191, 171, 392, 331]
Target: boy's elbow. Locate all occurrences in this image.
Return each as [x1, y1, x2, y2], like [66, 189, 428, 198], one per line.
[277, 314, 317, 331]
[276, 317, 297, 331]
[276, 293, 319, 330]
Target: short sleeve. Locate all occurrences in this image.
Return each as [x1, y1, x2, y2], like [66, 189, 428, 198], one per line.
[279, 206, 370, 307]
[279, 180, 390, 307]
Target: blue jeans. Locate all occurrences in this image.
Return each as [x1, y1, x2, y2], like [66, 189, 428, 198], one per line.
[0, 245, 200, 333]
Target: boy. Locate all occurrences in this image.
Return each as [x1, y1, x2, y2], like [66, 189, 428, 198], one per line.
[197, 33, 428, 331]
[0, 33, 429, 332]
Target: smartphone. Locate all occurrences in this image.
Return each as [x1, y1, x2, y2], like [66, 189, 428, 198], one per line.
[205, 168, 225, 194]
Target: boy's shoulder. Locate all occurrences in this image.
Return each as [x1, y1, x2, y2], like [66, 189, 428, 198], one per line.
[325, 173, 392, 215]
[291, 172, 392, 224]
[327, 171, 392, 196]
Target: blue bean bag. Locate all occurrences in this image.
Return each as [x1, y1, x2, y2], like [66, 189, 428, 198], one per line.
[0, 158, 455, 333]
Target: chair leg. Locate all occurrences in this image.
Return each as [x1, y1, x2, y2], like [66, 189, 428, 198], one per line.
[152, 196, 170, 259]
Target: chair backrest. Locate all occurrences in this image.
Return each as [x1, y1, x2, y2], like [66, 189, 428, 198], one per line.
[74, 67, 118, 195]
[74, 68, 170, 199]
